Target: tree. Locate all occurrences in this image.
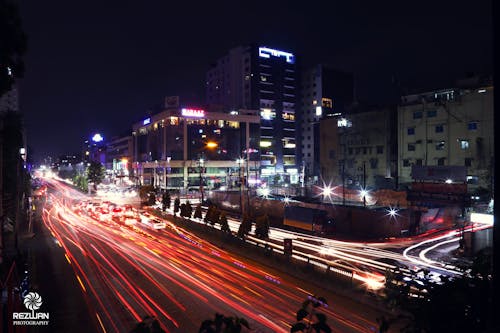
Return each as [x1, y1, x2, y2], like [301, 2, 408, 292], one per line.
[185, 200, 193, 218]
[87, 161, 104, 190]
[384, 253, 493, 332]
[204, 205, 213, 224]
[199, 313, 249, 333]
[194, 204, 203, 220]
[139, 185, 154, 203]
[220, 213, 230, 233]
[254, 214, 270, 239]
[210, 208, 221, 226]
[147, 191, 156, 206]
[72, 174, 88, 192]
[0, 0, 27, 97]
[237, 214, 252, 238]
[180, 203, 187, 218]
[162, 191, 171, 211]
[173, 197, 180, 216]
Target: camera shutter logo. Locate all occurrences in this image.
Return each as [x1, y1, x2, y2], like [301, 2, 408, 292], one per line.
[24, 292, 43, 315]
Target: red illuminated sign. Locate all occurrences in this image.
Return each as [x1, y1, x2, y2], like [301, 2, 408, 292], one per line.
[181, 108, 205, 117]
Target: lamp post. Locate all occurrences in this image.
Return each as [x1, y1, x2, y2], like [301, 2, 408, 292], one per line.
[199, 158, 204, 205]
[236, 158, 245, 215]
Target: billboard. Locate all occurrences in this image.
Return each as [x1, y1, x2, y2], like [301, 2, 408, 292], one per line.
[411, 165, 467, 182]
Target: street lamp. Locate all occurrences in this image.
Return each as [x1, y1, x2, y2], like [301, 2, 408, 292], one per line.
[360, 188, 368, 207]
[236, 158, 245, 214]
[206, 141, 218, 149]
[199, 158, 205, 205]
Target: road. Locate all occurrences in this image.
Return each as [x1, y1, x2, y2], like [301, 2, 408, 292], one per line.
[40, 178, 385, 332]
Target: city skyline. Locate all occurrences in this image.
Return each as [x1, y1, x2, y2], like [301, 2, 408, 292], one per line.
[17, 0, 492, 160]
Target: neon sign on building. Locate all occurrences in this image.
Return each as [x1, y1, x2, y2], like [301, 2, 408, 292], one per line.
[181, 108, 205, 117]
[258, 47, 295, 64]
[143, 117, 151, 125]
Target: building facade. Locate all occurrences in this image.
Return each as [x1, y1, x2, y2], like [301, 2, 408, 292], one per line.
[105, 135, 133, 175]
[398, 85, 494, 192]
[132, 107, 260, 189]
[0, 84, 19, 112]
[336, 106, 398, 190]
[206, 45, 299, 183]
[300, 65, 354, 184]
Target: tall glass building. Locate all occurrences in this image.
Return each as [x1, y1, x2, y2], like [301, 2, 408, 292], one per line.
[206, 45, 299, 184]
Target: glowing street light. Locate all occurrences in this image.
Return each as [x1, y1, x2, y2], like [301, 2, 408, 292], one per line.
[445, 179, 452, 184]
[321, 185, 333, 198]
[386, 206, 400, 220]
[206, 141, 218, 149]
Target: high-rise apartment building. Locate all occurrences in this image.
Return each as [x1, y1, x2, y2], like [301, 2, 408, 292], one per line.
[206, 45, 299, 183]
[300, 65, 354, 184]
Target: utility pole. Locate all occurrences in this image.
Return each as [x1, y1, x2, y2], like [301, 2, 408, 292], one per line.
[199, 159, 204, 205]
[363, 161, 366, 207]
[342, 161, 346, 206]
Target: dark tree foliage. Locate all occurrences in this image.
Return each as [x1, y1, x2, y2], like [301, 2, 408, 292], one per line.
[185, 200, 193, 218]
[0, 0, 27, 96]
[161, 191, 171, 211]
[199, 313, 249, 333]
[87, 161, 104, 188]
[384, 250, 493, 332]
[254, 214, 270, 239]
[173, 197, 180, 216]
[194, 204, 203, 220]
[211, 208, 221, 226]
[237, 214, 252, 238]
[179, 203, 187, 217]
[204, 205, 213, 224]
[1, 111, 23, 201]
[220, 213, 230, 233]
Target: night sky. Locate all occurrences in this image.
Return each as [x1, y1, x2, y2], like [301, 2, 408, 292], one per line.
[17, 0, 492, 161]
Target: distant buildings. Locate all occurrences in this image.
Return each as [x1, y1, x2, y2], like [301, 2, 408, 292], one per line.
[337, 106, 398, 189]
[131, 107, 260, 189]
[207, 45, 299, 184]
[0, 84, 19, 112]
[398, 84, 494, 192]
[300, 65, 354, 184]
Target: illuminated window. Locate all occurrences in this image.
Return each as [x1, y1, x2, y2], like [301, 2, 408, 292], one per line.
[322, 98, 333, 108]
[459, 139, 469, 149]
[169, 117, 179, 125]
[283, 156, 295, 165]
[260, 76, 267, 82]
[312, 100, 317, 105]
[218, 120, 225, 128]
[227, 121, 239, 128]
[282, 113, 295, 121]
[260, 141, 272, 148]
[260, 108, 276, 120]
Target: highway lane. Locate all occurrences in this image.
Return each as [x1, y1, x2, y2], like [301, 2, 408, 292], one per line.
[41, 179, 383, 333]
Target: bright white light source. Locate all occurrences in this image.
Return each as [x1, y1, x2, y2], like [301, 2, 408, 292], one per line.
[92, 133, 104, 142]
[322, 186, 333, 197]
[470, 212, 494, 225]
[478, 89, 486, 93]
[360, 189, 368, 198]
[445, 179, 452, 184]
[258, 187, 270, 197]
[230, 110, 238, 115]
[316, 106, 322, 116]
